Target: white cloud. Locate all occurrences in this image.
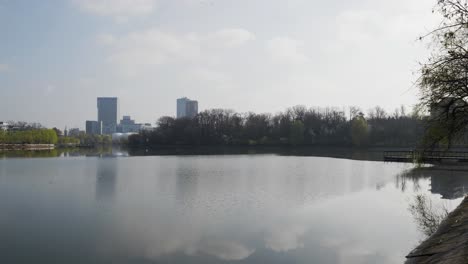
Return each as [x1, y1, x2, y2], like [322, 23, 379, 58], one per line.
[74, 0, 157, 19]
[186, 67, 231, 84]
[100, 28, 255, 76]
[333, 2, 439, 50]
[45, 84, 55, 94]
[266, 37, 309, 64]
[212, 28, 256, 47]
[265, 226, 307, 252]
[96, 34, 116, 46]
[335, 10, 383, 46]
[104, 29, 201, 76]
[0, 63, 10, 72]
[186, 240, 255, 261]
[183, 0, 217, 5]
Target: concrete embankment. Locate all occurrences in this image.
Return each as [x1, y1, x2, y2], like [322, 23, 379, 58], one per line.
[0, 144, 54, 150]
[406, 196, 468, 263]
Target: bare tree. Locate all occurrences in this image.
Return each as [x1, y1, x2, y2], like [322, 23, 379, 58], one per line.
[409, 194, 449, 237]
[419, 0, 468, 147]
[368, 106, 387, 119]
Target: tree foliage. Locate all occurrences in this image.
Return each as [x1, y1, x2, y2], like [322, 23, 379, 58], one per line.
[419, 0, 468, 147]
[350, 115, 368, 147]
[128, 106, 425, 148]
[409, 194, 449, 237]
[289, 120, 305, 146]
[0, 129, 58, 144]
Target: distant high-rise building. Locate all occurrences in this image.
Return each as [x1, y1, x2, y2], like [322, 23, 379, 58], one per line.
[97, 97, 119, 134]
[86, 120, 102, 135]
[117, 115, 142, 133]
[177, 97, 198, 118]
[186, 100, 198, 118]
[177, 97, 188, 118]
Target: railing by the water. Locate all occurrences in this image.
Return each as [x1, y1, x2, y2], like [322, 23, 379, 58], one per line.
[384, 150, 468, 163]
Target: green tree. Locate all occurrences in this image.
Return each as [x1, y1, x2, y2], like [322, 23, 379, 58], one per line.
[350, 115, 368, 147]
[102, 135, 112, 145]
[418, 0, 468, 147]
[289, 120, 305, 146]
[1, 129, 58, 145]
[0, 130, 5, 143]
[48, 129, 58, 144]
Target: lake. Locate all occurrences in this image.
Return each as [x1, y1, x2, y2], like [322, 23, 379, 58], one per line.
[0, 150, 465, 263]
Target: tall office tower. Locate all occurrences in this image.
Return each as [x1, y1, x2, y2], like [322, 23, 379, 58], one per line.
[186, 100, 198, 118]
[97, 97, 119, 134]
[177, 97, 198, 118]
[177, 97, 188, 118]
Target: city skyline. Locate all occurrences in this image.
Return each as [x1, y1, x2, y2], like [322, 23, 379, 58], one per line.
[0, 0, 439, 129]
[1, 2, 467, 264]
[85, 96, 198, 133]
[1, 94, 427, 130]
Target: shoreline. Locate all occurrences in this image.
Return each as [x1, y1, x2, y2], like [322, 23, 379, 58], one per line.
[0, 145, 412, 161]
[406, 196, 468, 263]
[0, 144, 55, 150]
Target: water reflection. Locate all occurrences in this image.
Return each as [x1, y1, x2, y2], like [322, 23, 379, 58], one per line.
[398, 165, 468, 199]
[0, 149, 60, 158]
[408, 194, 449, 238]
[1, 155, 463, 263]
[397, 166, 466, 241]
[0, 146, 391, 161]
[96, 158, 117, 202]
[93, 157, 414, 263]
[175, 159, 199, 209]
[0, 147, 129, 159]
[127, 146, 387, 161]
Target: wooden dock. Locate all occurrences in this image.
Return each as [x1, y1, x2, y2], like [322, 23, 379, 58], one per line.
[384, 150, 468, 163]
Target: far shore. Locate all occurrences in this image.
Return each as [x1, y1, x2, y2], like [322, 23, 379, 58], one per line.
[0, 144, 55, 150]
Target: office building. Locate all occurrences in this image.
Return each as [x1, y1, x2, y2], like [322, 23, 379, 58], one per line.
[86, 120, 102, 135]
[186, 100, 198, 118]
[97, 97, 119, 134]
[177, 97, 188, 118]
[177, 97, 198, 118]
[117, 116, 142, 133]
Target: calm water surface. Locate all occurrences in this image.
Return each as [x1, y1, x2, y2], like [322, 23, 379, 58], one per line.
[0, 152, 465, 263]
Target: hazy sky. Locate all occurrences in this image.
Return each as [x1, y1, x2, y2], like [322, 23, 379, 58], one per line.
[0, 0, 439, 129]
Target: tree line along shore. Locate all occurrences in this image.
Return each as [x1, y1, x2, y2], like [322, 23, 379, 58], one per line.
[1, 104, 466, 150]
[127, 106, 437, 148]
[0, 128, 112, 149]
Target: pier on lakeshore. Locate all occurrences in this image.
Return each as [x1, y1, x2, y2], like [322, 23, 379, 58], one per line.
[384, 150, 468, 163]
